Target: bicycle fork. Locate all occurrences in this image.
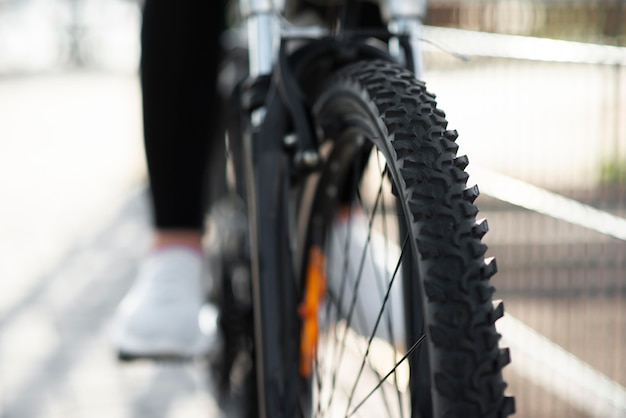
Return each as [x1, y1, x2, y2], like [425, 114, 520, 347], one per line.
[241, 3, 293, 417]
[243, 0, 429, 79]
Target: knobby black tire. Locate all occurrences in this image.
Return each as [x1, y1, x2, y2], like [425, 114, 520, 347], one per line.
[298, 59, 515, 418]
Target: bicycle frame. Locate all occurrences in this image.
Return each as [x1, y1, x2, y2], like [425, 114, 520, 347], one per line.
[233, 1, 430, 416]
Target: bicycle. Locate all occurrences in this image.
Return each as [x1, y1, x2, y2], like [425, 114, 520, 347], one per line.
[208, 0, 515, 417]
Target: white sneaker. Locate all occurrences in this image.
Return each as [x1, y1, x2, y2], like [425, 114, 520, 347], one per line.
[112, 246, 219, 359]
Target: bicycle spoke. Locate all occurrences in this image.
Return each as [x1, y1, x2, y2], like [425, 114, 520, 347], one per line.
[322, 153, 362, 415]
[374, 153, 405, 418]
[344, 234, 409, 416]
[322, 227, 393, 415]
[324, 165, 385, 414]
[314, 336, 324, 418]
[347, 335, 427, 418]
[317, 152, 413, 418]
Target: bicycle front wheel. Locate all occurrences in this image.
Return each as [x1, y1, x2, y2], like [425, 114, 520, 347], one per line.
[296, 60, 515, 418]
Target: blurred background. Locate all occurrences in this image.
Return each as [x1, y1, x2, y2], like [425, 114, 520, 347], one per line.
[0, 0, 624, 417]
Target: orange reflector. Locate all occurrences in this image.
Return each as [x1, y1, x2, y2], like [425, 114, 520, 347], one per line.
[298, 246, 327, 377]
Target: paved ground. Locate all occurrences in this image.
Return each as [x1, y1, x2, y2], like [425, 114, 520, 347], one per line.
[0, 72, 225, 418]
[0, 189, 225, 418]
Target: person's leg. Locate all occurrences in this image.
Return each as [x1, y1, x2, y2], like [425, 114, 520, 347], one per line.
[113, 0, 224, 358]
[141, 0, 223, 250]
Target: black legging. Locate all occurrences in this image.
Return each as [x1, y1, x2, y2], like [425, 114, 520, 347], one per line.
[141, 0, 225, 230]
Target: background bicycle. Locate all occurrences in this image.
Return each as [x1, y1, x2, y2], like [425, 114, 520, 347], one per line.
[0, 0, 624, 417]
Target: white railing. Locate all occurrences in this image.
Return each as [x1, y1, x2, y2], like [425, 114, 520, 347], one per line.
[424, 25, 626, 66]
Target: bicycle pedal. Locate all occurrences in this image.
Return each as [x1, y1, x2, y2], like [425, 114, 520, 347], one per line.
[116, 351, 193, 364]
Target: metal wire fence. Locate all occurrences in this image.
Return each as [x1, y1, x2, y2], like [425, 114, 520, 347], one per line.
[423, 1, 626, 417]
